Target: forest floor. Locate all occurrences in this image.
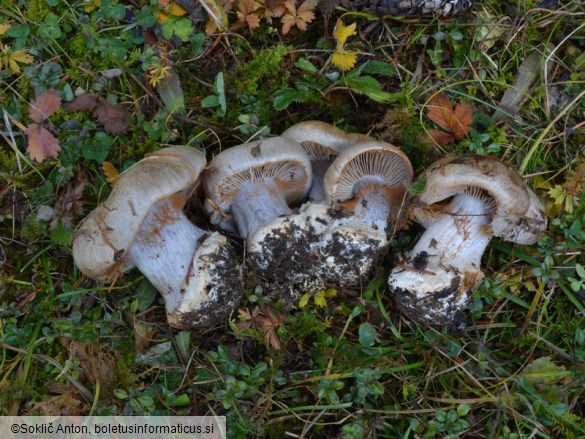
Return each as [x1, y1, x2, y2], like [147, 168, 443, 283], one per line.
[1, 0, 584, 437]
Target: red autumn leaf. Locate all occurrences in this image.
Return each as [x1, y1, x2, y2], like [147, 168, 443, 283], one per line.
[26, 123, 61, 162]
[426, 93, 474, 145]
[29, 89, 62, 124]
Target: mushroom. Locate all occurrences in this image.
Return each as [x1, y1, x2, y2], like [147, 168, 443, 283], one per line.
[281, 121, 371, 202]
[203, 137, 312, 240]
[72, 146, 243, 328]
[249, 140, 413, 294]
[387, 155, 547, 326]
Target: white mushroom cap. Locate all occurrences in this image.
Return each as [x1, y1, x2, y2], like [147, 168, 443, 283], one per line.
[282, 120, 372, 161]
[203, 137, 312, 236]
[73, 146, 206, 281]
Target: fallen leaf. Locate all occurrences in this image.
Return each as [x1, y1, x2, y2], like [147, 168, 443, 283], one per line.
[0, 23, 11, 35]
[333, 19, 356, 47]
[51, 171, 88, 229]
[93, 101, 131, 135]
[102, 161, 120, 186]
[64, 93, 130, 135]
[281, 0, 317, 34]
[237, 0, 261, 29]
[63, 93, 99, 112]
[29, 89, 62, 124]
[26, 124, 61, 162]
[0, 44, 34, 74]
[426, 93, 474, 145]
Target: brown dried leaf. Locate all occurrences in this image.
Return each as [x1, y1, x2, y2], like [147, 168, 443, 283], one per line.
[236, 306, 258, 331]
[29, 89, 62, 124]
[281, 0, 317, 34]
[63, 93, 99, 112]
[426, 93, 474, 144]
[93, 98, 131, 135]
[257, 305, 285, 350]
[26, 123, 61, 162]
[427, 128, 455, 146]
[237, 0, 261, 28]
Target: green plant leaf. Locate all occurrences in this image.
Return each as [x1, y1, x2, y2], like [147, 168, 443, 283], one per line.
[173, 18, 194, 42]
[358, 323, 376, 347]
[343, 74, 398, 103]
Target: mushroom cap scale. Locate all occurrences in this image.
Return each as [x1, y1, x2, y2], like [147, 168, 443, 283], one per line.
[203, 137, 312, 229]
[282, 120, 372, 160]
[324, 141, 413, 205]
[72, 146, 206, 282]
[414, 154, 546, 244]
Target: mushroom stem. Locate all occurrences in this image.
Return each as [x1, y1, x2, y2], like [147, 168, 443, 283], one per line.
[308, 160, 330, 203]
[351, 180, 393, 232]
[410, 193, 492, 272]
[128, 196, 205, 306]
[230, 179, 292, 239]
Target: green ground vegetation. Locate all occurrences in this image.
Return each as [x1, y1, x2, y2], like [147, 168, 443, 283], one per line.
[1, 0, 584, 437]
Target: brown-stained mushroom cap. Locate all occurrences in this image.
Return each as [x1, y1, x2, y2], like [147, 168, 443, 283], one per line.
[282, 120, 372, 161]
[73, 146, 206, 282]
[415, 154, 546, 244]
[203, 137, 312, 238]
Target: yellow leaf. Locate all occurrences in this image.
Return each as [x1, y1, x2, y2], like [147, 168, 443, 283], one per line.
[84, 0, 101, 13]
[10, 49, 34, 65]
[102, 161, 120, 186]
[332, 51, 357, 71]
[313, 290, 327, 308]
[168, 3, 187, 16]
[0, 23, 11, 36]
[333, 19, 357, 48]
[322, 288, 337, 298]
[157, 11, 170, 22]
[299, 292, 311, 308]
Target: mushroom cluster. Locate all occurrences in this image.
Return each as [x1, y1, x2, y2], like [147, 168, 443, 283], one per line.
[199, 123, 413, 302]
[72, 123, 546, 329]
[247, 140, 413, 297]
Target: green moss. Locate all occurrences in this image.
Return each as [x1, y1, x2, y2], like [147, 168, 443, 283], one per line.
[233, 45, 290, 96]
[24, 0, 50, 22]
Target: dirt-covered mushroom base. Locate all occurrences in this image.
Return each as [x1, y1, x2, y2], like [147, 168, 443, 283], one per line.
[249, 203, 388, 304]
[171, 233, 243, 328]
[387, 266, 483, 326]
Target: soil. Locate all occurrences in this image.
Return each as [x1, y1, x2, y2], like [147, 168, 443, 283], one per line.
[250, 206, 388, 305]
[176, 237, 243, 328]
